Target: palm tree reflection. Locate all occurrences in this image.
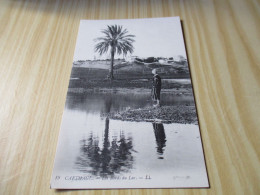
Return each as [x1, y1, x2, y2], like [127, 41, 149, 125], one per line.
[152, 122, 166, 159]
[75, 118, 135, 177]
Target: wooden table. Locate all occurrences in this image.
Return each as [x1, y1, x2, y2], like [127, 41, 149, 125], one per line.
[0, 0, 259, 194]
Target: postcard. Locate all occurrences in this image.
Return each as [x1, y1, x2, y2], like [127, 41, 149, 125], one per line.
[50, 17, 209, 189]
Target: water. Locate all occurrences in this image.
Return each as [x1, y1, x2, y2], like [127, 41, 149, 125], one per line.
[52, 91, 208, 188]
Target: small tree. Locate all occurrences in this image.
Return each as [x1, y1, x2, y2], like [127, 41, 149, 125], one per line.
[94, 25, 135, 80]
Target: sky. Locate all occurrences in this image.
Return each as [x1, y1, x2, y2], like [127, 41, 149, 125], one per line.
[73, 17, 187, 61]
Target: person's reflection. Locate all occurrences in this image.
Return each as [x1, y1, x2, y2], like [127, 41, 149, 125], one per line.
[152, 122, 166, 159]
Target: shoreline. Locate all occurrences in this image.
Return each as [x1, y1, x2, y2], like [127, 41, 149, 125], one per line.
[101, 105, 198, 125]
[67, 87, 193, 96]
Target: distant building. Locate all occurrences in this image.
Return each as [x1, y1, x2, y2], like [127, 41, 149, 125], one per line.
[125, 55, 139, 62]
[173, 55, 187, 65]
[158, 59, 168, 64]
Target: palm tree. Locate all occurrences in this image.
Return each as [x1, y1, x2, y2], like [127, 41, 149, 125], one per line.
[94, 25, 135, 80]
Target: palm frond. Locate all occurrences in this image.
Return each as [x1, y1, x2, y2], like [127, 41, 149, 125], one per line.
[94, 24, 135, 57]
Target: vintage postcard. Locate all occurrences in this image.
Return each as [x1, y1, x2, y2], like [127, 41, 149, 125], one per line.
[51, 17, 209, 189]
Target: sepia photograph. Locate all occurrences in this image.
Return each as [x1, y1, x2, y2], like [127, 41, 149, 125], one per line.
[51, 17, 209, 189]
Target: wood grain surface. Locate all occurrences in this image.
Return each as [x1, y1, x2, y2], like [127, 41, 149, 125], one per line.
[0, 0, 259, 194]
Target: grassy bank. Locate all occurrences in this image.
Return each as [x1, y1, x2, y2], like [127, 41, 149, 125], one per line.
[69, 79, 192, 91]
[102, 105, 198, 125]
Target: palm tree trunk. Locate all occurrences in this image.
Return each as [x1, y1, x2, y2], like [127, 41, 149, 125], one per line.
[104, 118, 110, 146]
[110, 47, 115, 80]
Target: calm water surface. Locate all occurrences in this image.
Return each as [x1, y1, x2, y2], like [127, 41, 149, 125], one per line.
[54, 91, 207, 181]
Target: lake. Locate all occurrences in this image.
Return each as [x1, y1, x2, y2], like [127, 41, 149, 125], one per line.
[52, 91, 209, 188]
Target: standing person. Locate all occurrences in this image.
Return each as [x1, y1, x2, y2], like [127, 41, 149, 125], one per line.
[151, 69, 161, 107]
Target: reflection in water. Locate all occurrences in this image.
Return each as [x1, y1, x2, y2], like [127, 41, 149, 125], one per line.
[54, 89, 208, 186]
[69, 90, 197, 176]
[152, 123, 167, 159]
[75, 118, 135, 177]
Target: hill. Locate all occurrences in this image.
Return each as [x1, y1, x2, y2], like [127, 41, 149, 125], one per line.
[69, 60, 192, 90]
